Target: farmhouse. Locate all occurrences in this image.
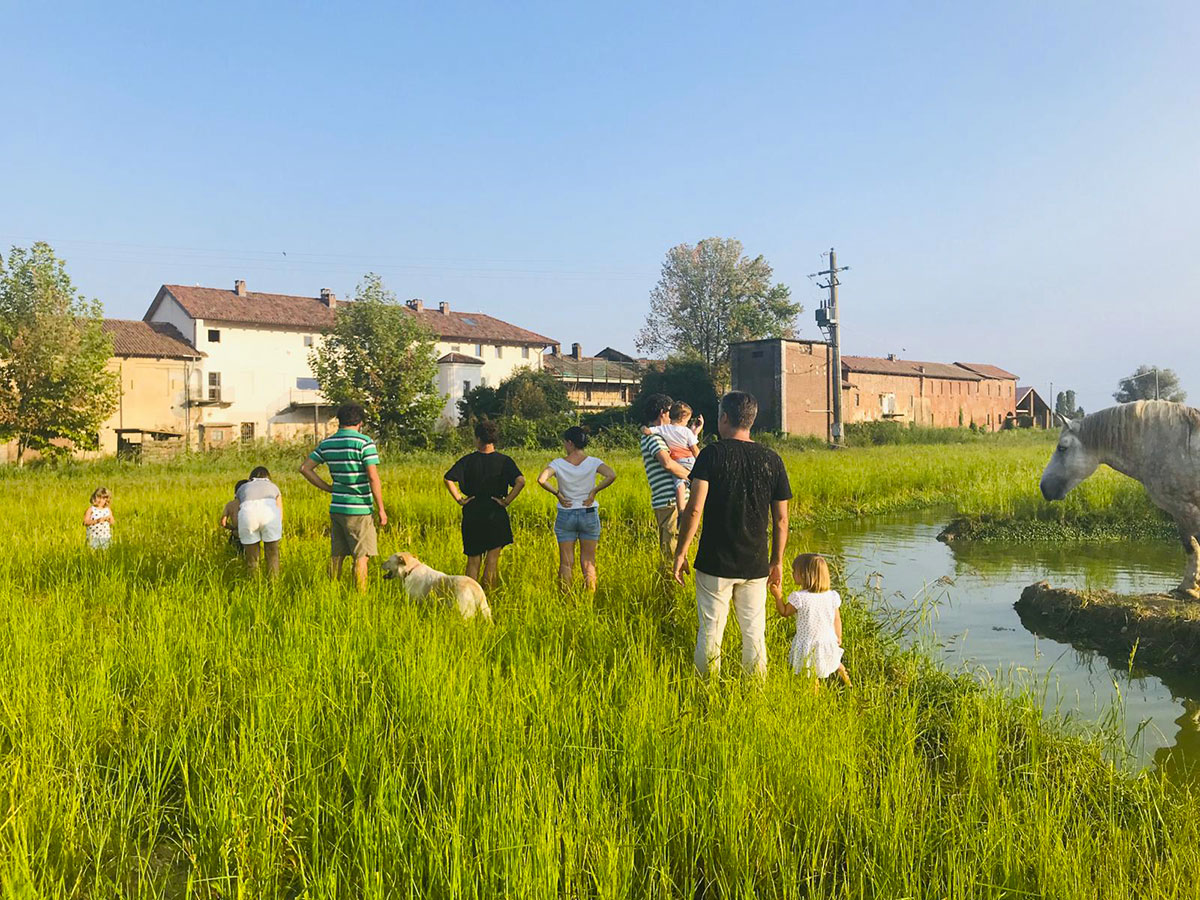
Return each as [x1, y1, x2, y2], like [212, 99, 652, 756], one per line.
[543, 344, 642, 410]
[729, 338, 1018, 438]
[1016, 385, 1053, 428]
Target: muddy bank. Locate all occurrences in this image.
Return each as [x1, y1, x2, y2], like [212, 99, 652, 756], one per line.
[940, 514, 1177, 544]
[1016, 582, 1200, 681]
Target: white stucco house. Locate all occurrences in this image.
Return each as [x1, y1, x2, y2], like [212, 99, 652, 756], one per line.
[141, 281, 555, 444]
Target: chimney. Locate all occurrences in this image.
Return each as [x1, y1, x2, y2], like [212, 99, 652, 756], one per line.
[438, 301, 450, 315]
[571, 342, 582, 360]
[320, 288, 337, 308]
[234, 279, 247, 297]
[887, 353, 896, 361]
[407, 299, 424, 312]
[549, 344, 559, 356]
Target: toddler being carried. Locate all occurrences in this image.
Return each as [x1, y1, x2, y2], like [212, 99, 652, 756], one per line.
[641, 401, 703, 512]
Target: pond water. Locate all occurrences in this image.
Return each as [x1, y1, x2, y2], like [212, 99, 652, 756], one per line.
[796, 510, 1200, 779]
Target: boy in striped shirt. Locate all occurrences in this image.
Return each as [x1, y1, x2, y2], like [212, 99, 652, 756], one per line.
[300, 403, 388, 591]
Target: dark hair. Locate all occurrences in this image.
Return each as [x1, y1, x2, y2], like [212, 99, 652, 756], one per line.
[562, 425, 590, 449]
[642, 393, 673, 426]
[336, 403, 365, 426]
[720, 391, 758, 430]
[234, 479, 249, 493]
[474, 419, 500, 445]
[249, 466, 271, 480]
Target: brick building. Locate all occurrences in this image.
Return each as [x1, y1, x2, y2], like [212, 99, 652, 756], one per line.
[729, 338, 1018, 438]
[543, 343, 642, 410]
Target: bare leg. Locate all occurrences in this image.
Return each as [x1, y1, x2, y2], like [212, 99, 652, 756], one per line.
[465, 554, 483, 583]
[353, 556, 369, 593]
[482, 548, 502, 589]
[558, 542, 576, 592]
[329, 555, 346, 581]
[263, 541, 280, 578]
[579, 540, 599, 593]
[244, 543, 260, 574]
[835, 665, 852, 687]
[675, 482, 687, 515]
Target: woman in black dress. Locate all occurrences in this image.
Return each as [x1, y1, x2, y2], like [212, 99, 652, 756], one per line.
[443, 420, 526, 589]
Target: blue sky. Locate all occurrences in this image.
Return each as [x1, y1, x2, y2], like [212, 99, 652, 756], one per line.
[3, 1, 1198, 410]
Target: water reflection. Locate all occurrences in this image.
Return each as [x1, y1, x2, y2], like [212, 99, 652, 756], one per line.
[795, 509, 1198, 773]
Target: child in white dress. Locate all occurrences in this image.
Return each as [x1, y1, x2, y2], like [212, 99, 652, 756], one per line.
[83, 486, 114, 550]
[771, 554, 851, 686]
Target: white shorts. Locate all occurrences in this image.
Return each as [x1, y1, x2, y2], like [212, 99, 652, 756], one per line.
[673, 455, 696, 491]
[238, 498, 283, 545]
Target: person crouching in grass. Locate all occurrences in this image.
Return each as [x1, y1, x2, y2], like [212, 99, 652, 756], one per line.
[220, 479, 249, 554]
[83, 487, 114, 550]
[771, 554, 851, 688]
[237, 466, 283, 577]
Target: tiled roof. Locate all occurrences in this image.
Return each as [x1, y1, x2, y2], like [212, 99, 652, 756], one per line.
[407, 306, 555, 346]
[595, 347, 638, 363]
[955, 362, 1020, 381]
[841, 355, 981, 381]
[103, 319, 202, 359]
[1016, 386, 1033, 404]
[544, 354, 642, 383]
[437, 352, 485, 365]
[151, 284, 336, 329]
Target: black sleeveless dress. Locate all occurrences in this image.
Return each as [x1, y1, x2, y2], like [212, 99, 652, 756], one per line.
[444, 451, 523, 556]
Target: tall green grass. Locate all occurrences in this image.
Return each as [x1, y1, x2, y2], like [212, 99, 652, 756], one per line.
[0, 446, 1193, 897]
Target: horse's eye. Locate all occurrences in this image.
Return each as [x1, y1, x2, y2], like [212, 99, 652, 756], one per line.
[1057, 444, 1067, 452]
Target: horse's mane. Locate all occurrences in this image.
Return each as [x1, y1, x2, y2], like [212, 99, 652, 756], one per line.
[1079, 401, 1200, 452]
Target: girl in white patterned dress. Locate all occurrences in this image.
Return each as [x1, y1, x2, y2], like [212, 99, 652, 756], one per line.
[83, 486, 115, 550]
[771, 554, 851, 687]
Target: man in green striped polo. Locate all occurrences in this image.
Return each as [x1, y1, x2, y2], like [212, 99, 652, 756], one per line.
[300, 403, 388, 592]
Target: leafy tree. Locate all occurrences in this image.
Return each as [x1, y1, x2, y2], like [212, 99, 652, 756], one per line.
[637, 238, 799, 383]
[1113, 365, 1186, 404]
[1054, 390, 1084, 420]
[0, 243, 119, 463]
[458, 369, 573, 422]
[631, 357, 719, 432]
[309, 273, 442, 441]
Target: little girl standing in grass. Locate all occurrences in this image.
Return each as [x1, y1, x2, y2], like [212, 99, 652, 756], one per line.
[83, 487, 114, 550]
[771, 553, 851, 687]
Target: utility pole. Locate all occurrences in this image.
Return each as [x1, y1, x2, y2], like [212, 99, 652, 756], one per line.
[814, 248, 849, 444]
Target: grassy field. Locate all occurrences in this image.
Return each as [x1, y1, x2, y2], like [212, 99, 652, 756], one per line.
[2, 440, 1196, 898]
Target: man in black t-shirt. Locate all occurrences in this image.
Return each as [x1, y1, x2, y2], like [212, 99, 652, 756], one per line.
[673, 391, 791, 677]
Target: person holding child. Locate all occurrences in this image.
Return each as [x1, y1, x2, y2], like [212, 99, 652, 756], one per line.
[83, 487, 114, 549]
[638, 394, 694, 566]
[236, 466, 283, 576]
[771, 553, 851, 687]
[640, 401, 703, 513]
[443, 419, 526, 589]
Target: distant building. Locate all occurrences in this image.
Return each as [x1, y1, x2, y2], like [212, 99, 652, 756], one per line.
[1016, 386, 1053, 428]
[543, 344, 643, 410]
[730, 338, 1019, 438]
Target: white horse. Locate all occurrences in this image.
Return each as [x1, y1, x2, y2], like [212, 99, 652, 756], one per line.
[1040, 400, 1200, 598]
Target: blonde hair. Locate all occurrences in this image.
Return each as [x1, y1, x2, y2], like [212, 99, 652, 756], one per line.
[669, 401, 692, 424]
[90, 486, 111, 505]
[793, 553, 830, 593]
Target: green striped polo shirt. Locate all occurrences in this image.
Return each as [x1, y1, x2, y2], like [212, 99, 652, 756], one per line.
[310, 428, 381, 516]
[641, 432, 683, 509]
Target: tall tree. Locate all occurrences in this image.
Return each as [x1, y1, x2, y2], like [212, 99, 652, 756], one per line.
[1054, 390, 1084, 419]
[631, 358, 720, 433]
[0, 243, 119, 463]
[1113, 365, 1186, 404]
[309, 273, 443, 441]
[637, 238, 799, 383]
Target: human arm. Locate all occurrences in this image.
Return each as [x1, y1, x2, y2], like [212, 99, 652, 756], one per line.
[691, 415, 704, 436]
[834, 607, 843, 645]
[672, 478, 709, 584]
[655, 448, 690, 480]
[771, 584, 797, 618]
[496, 475, 525, 507]
[583, 463, 617, 507]
[299, 457, 333, 493]
[768, 498, 790, 598]
[444, 479, 472, 506]
[536, 466, 568, 506]
[366, 463, 387, 527]
[276, 493, 284, 523]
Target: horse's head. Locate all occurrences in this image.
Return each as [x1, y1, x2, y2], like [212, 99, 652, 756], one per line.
[1040, 417, 1098, 500]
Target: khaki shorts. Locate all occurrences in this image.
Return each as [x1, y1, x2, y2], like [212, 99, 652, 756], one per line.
[654, 505, 678, 557]
[330, 513, 377, 559]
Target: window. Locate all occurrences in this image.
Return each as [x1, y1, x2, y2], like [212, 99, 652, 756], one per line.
[240, 423, 255, 442]
[855, 393, 860, 407]
[586, 388, 593, 401]
[451, 345, 461, 352]
[463, 380, 472, 395]
[475, 344, 483, 357]
[208, 329, 221, 343]
[208, 371, 221, 401]
[880, 393, 896, 415]
[495, 345, 502, 359]
[522, 346, 530, 359]
[296, 377, 319, 390]
[303, 335, 314, 347]
[211, 430, 225, 443]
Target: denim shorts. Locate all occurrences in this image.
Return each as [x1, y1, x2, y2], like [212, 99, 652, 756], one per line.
[554, 506, 601, 543]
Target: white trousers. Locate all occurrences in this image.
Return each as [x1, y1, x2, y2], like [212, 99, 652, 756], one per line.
[693, 569, 768, 677]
